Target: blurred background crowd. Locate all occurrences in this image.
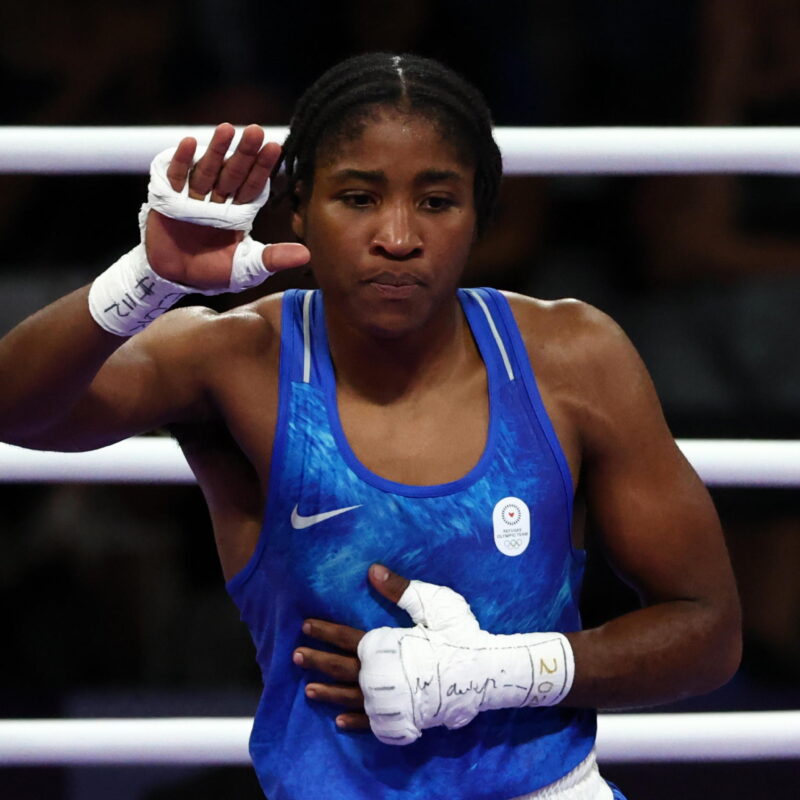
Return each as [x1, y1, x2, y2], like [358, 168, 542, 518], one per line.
[1, 0, 799, 797]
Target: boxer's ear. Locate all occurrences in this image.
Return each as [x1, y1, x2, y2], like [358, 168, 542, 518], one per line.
[291, 180, 307, 242]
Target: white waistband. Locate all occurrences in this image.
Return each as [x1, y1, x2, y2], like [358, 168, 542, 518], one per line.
[508, 750, 612, 800]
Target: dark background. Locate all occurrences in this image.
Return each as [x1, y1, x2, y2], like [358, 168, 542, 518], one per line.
[2, 1, 799, 797]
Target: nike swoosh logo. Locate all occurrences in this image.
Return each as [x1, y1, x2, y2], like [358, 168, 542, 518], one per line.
[290, 504, 362, 530]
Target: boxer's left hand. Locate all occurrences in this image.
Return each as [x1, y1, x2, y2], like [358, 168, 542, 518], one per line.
[294, 564, 410, 730]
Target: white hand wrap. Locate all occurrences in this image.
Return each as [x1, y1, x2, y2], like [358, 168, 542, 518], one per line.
[145, 147, 270, 233]
[357, 580, 575, 746]
[88, 145, 273, 337]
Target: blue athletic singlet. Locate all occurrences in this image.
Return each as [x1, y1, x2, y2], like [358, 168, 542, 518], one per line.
[226, 288, 597, 800]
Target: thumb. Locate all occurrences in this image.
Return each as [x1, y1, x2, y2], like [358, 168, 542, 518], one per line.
[392, 580, 480, 634]
[368, 563, 411, 605]
[263, 242, 310, 273]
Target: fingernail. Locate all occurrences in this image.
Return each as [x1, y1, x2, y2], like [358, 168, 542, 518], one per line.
[372, 564, 389, 582]
[293, 650, 304, 666]
[305, 686, 316, 698]
[335, 716, 346, 728]
[302, 622, 311, 635]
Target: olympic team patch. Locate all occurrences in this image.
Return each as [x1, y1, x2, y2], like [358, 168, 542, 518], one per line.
[492, 497, 531, 556]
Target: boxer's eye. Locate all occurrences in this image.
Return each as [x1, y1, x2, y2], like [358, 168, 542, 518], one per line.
[340, 192, 375, 209]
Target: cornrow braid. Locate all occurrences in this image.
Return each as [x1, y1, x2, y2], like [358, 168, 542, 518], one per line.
[275, 52, 503, 237]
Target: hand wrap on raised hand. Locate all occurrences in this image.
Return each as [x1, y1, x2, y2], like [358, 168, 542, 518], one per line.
[357, 580, 575, 746]
[89, 145, 274, 336]
[144, 146, 270, 234]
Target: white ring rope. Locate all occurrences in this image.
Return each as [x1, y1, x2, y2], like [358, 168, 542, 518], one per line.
[0, 438, 195, 484]
[1, 130, 797, 774]
[0, 438, 798, 487]
[0, 711, 798, 766]
[2, 127, 800, 174]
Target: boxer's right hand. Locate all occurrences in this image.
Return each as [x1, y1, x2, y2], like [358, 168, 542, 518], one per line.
[145, 123, 309, 290]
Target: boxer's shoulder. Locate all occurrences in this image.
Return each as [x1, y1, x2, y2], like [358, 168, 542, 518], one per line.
[503, 292, 620, 352]
[502, 291, 643, 411]
[120, 296, 283, 411]
[143, 293, 282, 359]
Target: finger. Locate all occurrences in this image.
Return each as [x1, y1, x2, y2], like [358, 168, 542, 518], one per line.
[235, 140, 282, 204]
[305, 682, 364, 710]
[166, 137, 198, 193]
[188, 122, 236, 199]
[368, 563, 411, 604]
[263, 242, 310, 273]
[293, 647, 360, 683]
[303, 618, 365, 653]
[335, 713, 371, 731]
[210, 124, 265, 203]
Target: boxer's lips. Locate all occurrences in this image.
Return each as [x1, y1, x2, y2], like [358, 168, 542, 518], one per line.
[364, 272, 424, 300]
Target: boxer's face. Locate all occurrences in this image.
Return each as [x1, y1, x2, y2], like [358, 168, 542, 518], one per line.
[292, 107, 477, 338]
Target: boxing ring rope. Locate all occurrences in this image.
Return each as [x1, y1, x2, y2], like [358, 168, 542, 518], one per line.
[2, 127, 799, 769]
[1, 438, 798, 769]
[1, 437, 799, 487]
[2, 126, 800, 174]
[1, 711, 799, 766]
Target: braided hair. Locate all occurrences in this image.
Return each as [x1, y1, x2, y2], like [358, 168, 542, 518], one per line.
[276, 52, 503, 236]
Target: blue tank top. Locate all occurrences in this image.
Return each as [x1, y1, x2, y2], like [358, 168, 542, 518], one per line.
[227, 288, 596, 800]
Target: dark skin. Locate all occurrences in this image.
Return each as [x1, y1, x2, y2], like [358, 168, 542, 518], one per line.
[0, 112, 741, 738]
[297, 563, 411, 730]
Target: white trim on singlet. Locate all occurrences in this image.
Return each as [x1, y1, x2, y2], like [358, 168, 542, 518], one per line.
[465, 289, 515, 381]
[302, 290, 313, 383]
[302, 288, 514, 384]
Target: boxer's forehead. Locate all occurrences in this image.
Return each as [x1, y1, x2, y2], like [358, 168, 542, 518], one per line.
[315, 104, 475, 174]
[315, 107, 473, 183]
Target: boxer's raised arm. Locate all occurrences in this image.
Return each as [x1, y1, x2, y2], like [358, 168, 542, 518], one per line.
[0, 296, 247, 451]
[0, 284, 132, 446]
[0, 124, 308, 451]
